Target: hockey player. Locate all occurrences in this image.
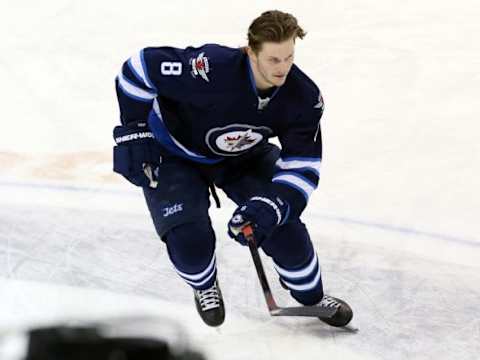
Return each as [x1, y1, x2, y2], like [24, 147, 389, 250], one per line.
[113, 10, 352, 327]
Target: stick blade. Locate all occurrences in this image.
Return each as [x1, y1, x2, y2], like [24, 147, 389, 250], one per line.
[270, 305, 336, 318]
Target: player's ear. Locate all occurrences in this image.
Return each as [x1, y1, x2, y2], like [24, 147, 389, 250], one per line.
[246, 46, 258, 63]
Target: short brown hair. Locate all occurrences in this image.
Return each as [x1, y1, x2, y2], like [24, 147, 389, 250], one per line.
[248, 10, 306, 53]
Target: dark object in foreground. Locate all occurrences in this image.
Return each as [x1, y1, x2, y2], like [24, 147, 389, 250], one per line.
[25, 325, 206, 360]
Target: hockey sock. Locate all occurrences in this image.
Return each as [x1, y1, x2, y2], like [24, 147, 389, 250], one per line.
[261, 221, 324, 305]
[164, 222, 217, 290]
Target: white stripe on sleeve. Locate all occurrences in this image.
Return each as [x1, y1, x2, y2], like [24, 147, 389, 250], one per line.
[272, 173, 316, 199]
[128, 50, 155, 90]
[117, 73, 156, 101]
[275, 158, 321, 176]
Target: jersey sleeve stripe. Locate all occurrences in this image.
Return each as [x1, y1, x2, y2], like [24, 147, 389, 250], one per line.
[274, 170, 318, 188]
[275, 158, 321, 176]
[272, 172, 316, 200]
[126, 60, 147, 85]
[116, 73, 156, 101]
[128, 49, 156, 91]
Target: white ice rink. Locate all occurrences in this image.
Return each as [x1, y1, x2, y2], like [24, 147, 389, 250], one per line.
[1, 1, 479, 359]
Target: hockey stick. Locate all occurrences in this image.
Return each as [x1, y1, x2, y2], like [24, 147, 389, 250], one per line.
[241, 225, 336, 318]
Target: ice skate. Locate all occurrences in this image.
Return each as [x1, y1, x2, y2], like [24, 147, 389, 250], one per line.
[317, 295, 353, 327]
[193, 280, 225, 327]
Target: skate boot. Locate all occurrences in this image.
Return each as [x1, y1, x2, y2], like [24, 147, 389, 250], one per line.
[317, 295, 353, 327]
[193, 280, 225, 327]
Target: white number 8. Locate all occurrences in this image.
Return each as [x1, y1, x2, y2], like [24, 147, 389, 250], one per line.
[161, 62, 182, 75]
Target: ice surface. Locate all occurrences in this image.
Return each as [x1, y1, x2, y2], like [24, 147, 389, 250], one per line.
[1, 1, 479, 359]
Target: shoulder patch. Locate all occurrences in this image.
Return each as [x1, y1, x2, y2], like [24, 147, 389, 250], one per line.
[190, 52, 210, 82]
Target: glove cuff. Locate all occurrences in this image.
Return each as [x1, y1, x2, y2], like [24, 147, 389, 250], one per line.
[114, 129, 154, 145]
[249, 196, 288, 225]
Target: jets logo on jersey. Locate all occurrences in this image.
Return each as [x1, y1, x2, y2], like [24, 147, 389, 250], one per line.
[205, 124, 273, 156]
[224, 129, 256, 150]
[162, 203, 183, 217]
[190, 52, 210, 82]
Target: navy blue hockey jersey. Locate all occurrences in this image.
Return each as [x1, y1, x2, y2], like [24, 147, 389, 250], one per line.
[115, 44, 324, 214]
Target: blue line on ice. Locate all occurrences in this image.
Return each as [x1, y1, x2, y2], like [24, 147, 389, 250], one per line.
[317, 214, 478, 247]
[1, 180, 477, 247]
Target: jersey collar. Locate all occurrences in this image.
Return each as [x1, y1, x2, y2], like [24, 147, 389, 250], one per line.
[246, 57, 281, 110]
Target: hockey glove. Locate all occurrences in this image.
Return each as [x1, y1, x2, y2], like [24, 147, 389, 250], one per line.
[113, 122, 161, 188]
[228, 196, 290, 246]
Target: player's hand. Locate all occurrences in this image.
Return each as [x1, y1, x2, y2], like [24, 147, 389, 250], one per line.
[113, 122, 161, 188]
[228, 196, 290, 246]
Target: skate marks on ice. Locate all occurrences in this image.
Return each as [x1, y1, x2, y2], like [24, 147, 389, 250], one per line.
[0, 205, 172, 300]
[1, 181, 480, 360]
[315, 213, 479, 248]
[308, 223, 480, 360]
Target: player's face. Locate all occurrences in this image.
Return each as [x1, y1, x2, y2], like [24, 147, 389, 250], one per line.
[249, 37, 295, 90]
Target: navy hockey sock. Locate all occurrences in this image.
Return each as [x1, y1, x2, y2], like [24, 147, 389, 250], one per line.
[164, 222, 217, 290]
[261, 221, 324, 305]
[275, 252, 324, 305]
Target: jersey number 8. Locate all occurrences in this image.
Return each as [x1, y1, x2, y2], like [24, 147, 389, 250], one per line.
[161, 62, 182, 76]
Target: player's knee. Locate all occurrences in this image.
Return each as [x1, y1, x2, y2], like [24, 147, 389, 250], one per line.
[164, 221, 216, 274]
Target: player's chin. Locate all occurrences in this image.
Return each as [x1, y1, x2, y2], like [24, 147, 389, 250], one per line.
[271, 76, 287, 86]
